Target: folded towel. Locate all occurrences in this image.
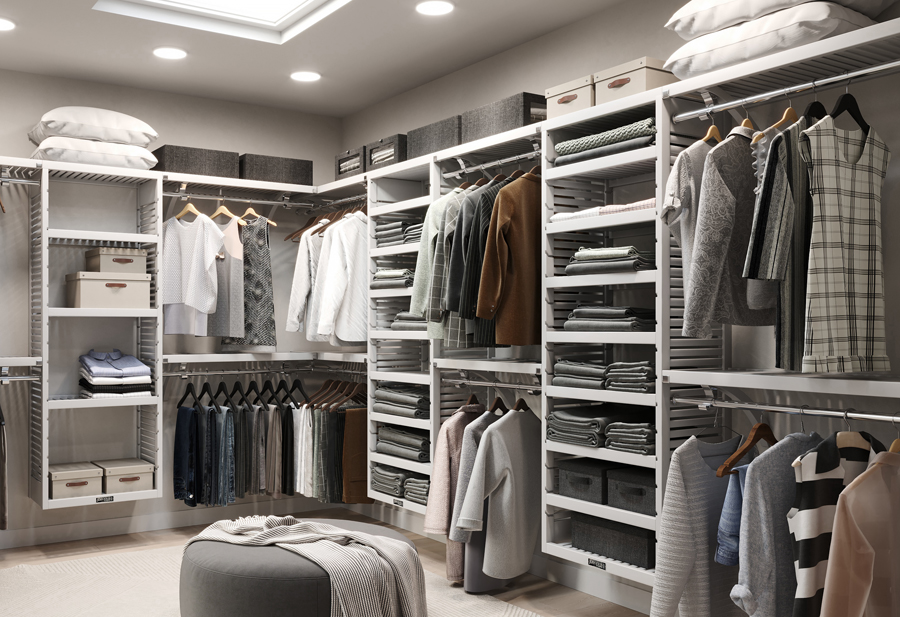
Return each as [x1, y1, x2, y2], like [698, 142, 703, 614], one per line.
[375, 269, 415, 279]
[552, 376, 606, 390]
[606, 443, 656, 455]
[373, 402, 430, 419]
[606, 435, 655, 446]
[372, 464, 412, 483]
[550, 198, 656, 222]
[375, 441, 430, 462]
[377, 240, 406, 247]
[377, 426, 430, 450]
[371, 481, 404, 497]
[606, 382, 656, 393]
[404, 492, 429, 506]
[394, 311, 426, 322]
[374, 387, 430, 409]
[564, 318, 655, 332]
[375, 229, 406, 239]
[572, 246, 653, 261]
[565, 259, 656, 276]
[607, 422, 655, 432]
[547, 407, 612, 432]
[546, 426, 604, 448]
[603, 374, 654, 384]
[555, 135, 656, 167]
[375, 221, 408, 233]
[391, 321, 427, 331]
[555, 118, 656, 156]
[371, 278, 414, 289]
[554, 360, 607, 376]
[607, 361, 654, 371]
[571, 307, 655, 320]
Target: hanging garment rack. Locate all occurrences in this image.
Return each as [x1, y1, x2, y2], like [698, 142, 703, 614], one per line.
[443, 148, 542, 180]
[441, 377, 541, 393]
[314, 193, 367, 209]
[672, 57, 900, 124]
[672, 396, 900, 424]
[163, 364, 367, 379]
[161, 191, 309, 209]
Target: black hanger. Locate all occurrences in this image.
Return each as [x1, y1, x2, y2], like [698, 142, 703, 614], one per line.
[289, 378, 311, 404]
[246, 380, 263, 406]
[804, 100, 827, 123]
[176, 382, 201, 409]
[830, 92, 869, 136]
[257, 379, 279, 409]
[273, 379, 299, 408]
[231, 381, 252, 409]
[198, 381, 222, 413]
[215, 381, 238, 411]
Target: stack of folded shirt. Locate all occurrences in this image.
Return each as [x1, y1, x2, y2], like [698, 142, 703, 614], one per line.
[370, 145, 395, 167]
[375, 220, 409, 247]
[563, 305, 656, 332]
[565, 246, 656, 276]
[552, 360, 608, 390]
[391, 311, 427, 331]
[404, 223, 423, 245]
[371, 268, 415, 289]
[546, 405, 642, 448]
[373, 384, 430, 419]
[371, 463, 410, 497]
[339, 157, 361, 176]
[403, 475, 430, 506]
[554, 118, 656, 167]
[375, 425, 431, 462]
[79, 349, 152, 399]
[605, 422, 656, 455]
[605, 361, 656, 393]
[549, 198, 656, 223]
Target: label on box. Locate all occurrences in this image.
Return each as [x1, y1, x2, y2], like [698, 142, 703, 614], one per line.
[393, 499, 404, 507]
[588, 559, 607, 570]
[96, 496, 114, 503]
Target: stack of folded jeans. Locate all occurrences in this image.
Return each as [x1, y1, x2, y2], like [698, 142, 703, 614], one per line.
[404, 223, 423, 245]
[375, 425, 431, 462]
[391, 311, 427, 331]
[371, 269, 415, 289]
[403, 475, 430, 506]
[564, 305, 656, 333]
[546, 405, 641, 448]
[373, 385, 430, 419]
[370, 463, 410, 497]
[552, 360, 608, 390]
[605, 361, 656, 393]
[375, 220, 410, 247]
[79, 349, 152, 398]
[554, 118, 656, 167]
[605, 422, 656, 455]
[565, 246, 656, 276]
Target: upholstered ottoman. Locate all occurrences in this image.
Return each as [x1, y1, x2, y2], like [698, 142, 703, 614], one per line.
[180, 518, 416, 617]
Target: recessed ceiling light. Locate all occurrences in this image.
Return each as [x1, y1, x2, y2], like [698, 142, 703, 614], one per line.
[153, 47, 187, 60]
[416, 1, 453, 16]
[291, 71, 321, 82]
[0, 18, 16, 31]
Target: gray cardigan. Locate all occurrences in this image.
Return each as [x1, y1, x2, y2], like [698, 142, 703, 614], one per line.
[448, 411, 500, 543]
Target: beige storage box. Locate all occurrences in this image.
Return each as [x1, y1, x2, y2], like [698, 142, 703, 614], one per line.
[66, 272, 151, 309]
[594, 57, 679, 105]
[86, 247, 147, 274]
[49, 462, 102, 499]
[546, 75, 595, 119]
[93, 458, 155, 494]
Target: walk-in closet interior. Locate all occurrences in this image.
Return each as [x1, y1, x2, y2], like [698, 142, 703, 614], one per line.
[1, 1, 900, 616]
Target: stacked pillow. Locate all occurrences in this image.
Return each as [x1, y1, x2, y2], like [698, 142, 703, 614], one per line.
[30, 107, 159, 170]
[663, 0, 892, 79]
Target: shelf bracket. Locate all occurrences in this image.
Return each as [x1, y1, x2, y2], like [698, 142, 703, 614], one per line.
[1, 367, 8, 386]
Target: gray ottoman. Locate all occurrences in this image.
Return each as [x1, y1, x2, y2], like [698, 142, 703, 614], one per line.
[180, 518, 416, 617]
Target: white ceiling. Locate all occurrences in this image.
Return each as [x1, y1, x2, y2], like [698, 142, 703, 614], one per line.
[0, 0, 619, 117]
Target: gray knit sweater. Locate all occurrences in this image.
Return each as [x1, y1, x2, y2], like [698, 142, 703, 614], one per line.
[448, 411, 500, 544]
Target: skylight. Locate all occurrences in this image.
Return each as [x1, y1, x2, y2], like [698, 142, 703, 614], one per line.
[93, 0, 354, 44]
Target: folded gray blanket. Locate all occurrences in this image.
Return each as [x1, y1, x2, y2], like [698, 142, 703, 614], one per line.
[394, 311, 426, 322]
[375, 269, 414, 279]
[606, 442, 656, 455]
[564, 318, 655, 332]
[371, 278, 414, 289]
[546, 427, 603, 448]
[404, 479, 430, 489]
[606, 382, 656, 393]
[371, 464, 412, 483]
[404, 492, 428, 506]
[555, 118, 656, 156]
[405, 223, 424, 232]
[604, 374, 654, 383]
[571, 307, 655, 319]
[371, 481, 404, 497]
[607, 422, 655, 433]
[547, 407, 614, 431]
[391, 321, 427, 331]
[377, 240, 406, 247]
[376, 441, 430, 462]
[606, 435, 655, 445]
[552, 375, 606, 390]
[374, 387, 430, 409]
[371, 473, 404, 488]
[565, 259, 655, 276]
[554, 360, 607, 378]
[375, 230, 406, 240]
[572, 246, 652, 261]
[554, 135, 656, 167]
[375, 221, 409, 233]
[377, 426, 430, 450]
[373, 402, 429, 419]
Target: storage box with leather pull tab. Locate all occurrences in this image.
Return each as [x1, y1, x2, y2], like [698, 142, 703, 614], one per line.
[48, 462, 102, 499]
[546, 75, 595, 119]
[593, 57, 678, 105]
[66, 272, 151, 309]
[92, 458, 155, 494]
[85, 247, 147, 274]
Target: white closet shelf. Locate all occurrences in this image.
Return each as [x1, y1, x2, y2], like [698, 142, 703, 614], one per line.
[369, 452, 432, 476]
[367, 156, 433, 182]
[46, 488, 160, 510]
[48, 308, 158, 318]
[543, 542, 655, 587]
[47, 396, 160, 410]
[370, 244, 420, 258]
[316, 352, 368, 364]
[545, 271, 657, 289]
[546, 209, 657, 235]
[542, 91, 658, 132]
[545, 493, 656, 531]
[370, 371, 430, 386]
[370, 195, 431, 217]
[317, 175, 366, 199]
[546, 440, 656, 469]
[163, 353, 317, 364]
[664, 369, 900, 399]
[437, 124, 542, 164]
[545, 385, 655, 407]
[369, 412, 431, 431]
[47, 229, 158, 244]
[545, 147, 657, 182]
[162, 171, 315, 197]
[368, 489, 428, 515]
[433, 358, 540, 374]
[369, 288, 413, 299]
[0, 357, 41, 367]
[46, 161, 159, 185]
[369, 330, 430, 341]
[546, 331, 656, 345]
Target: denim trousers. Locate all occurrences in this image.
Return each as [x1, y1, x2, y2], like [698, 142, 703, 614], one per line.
[173, 407, 197, 506]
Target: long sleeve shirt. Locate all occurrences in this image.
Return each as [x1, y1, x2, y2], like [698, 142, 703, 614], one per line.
[306, 220, 343, 343]
[317, 212, 368, 344]
[410, 190, 460, 320]
[449, 411, 500, 544]
[286, 220, 328, 333]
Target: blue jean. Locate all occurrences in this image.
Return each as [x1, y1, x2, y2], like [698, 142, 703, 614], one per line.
[716, 464, 748, 566]
[173, 407, 196, 506]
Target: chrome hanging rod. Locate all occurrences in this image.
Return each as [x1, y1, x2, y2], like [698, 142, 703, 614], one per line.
[672, 397, 899, 424]
[672, 58, 900, 124]
[441, 377, 541, 393]
[163, 366, 367, 380]
[315, 192, 368, 209]
[0, 375, 40, 384]
[0, 177, 41, 187]
[161, 192, 310, 209]
[442, 149, 542, 180]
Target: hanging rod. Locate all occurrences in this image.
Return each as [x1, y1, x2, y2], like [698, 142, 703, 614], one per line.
[0, 177, 41, 187]
[442, 149, 542, 180]
[163, 364, 367, 379]
[0, 375, 40, 384]
[441, 377, 541, 393]
[161, 192, 310, 209]
[672, 57, 900, 124]
[316, 192, 367, 209]
[672, 397, 900, 425]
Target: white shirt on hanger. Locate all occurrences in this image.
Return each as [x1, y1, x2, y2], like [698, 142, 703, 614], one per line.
[317, 211, 368, 344]
[286, 220, 328, 333]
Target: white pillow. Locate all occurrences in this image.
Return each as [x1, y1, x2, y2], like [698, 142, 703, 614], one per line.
[28, 107, 158, 148]
[32, 137, 158, 170]
[664, 3, 875, 80]
[666, 0, 895, 40]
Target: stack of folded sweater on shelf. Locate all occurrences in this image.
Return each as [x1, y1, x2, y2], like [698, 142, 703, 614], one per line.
[375, 220, 410, 247]
[371, 268, 415, 289]
[546, 404, 649, 448]
[605, 422, 656, 455]
[563, 305, 656, 332]
[370, 145, 395, 167]
[402, 475, 430, 506]
[78, 349, 152, 399]
[549, 198, 656, 223]
[391, 311, 427, 331]
[339, 157, 361, 176]
[373, 384, 430, 419]
[375, 425, 431, 462]
[553, 118, 656, 167]
[605, 361, 656, 393]
[565, 246, 656, 276]
[552, 359, 608, 390]
[404, 223, 423, 245]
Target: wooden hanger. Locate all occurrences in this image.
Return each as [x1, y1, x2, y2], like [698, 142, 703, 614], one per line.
[0, 195, 5, 214]
[285, 214, 324, 242]
[513, 398, 530, 412]
[492, 174, 507, 183]
[701, 124, 722, 144]
[316, 208, 351, 236]
[327, 382, 366, 412]
[528, 166, 541, 176]
[465, 393, 479, 406]
[508, 169, 525, 180]
[741, 117, 754, 130]
[211, 204, 247, 226]
[489, 396, 508, 415]
[459, 182, 473, 190]
[317, 381, 355, 411]
[474, 178, 489, 187]
[751, 107, 799, 144]
[240, 207, 277, 226]
[716, 423, 777, 477]
[175, 201, 202, 220]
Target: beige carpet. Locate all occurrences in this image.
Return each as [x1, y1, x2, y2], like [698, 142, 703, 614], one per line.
[0, 545, 540, 617]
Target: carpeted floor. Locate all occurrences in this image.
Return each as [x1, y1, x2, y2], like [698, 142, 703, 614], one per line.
[0, 545, 541, 617]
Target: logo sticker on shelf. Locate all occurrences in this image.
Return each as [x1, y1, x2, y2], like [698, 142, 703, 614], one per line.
[588, 559, 606, 570]
[96, 496, 114, 503]
[393, 499, 404, 507]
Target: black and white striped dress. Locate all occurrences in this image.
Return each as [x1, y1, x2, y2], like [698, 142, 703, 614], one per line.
[787, 431, 885, 617]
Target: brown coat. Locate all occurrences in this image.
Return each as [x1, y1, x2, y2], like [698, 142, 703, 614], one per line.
[342, 408, 374, 505]
[476, 174, 542, 345]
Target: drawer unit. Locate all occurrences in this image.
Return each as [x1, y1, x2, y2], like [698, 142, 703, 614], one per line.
[557, 458, 622, 505]
[462, 92, 546, 143]
[152, 144, 240, 178]
[49, 462, 102, 499]
[571, 512, 655, 569]
[239, 153, 313, 185]
[546, 76, 595, 119]
[66, 272, 151, 309]
[607, 467, 656, 515]
[408, 116, 461, 159]
[85, 248, 147, 274]
[366, 134, 408, 171]
[594, 57, 679, 105]
[93, 458, 155, 494]
[335, 146, 366, 180]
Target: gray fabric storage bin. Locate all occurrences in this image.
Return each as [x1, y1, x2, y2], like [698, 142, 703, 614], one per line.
[557, 458, 622, 505]
[240, 154, 312, 185]
[152, 145, 240, 178]
[607, 467, 656, 516]
[408, 116, 461, 159]
[461, 93, 547, 143]
[335, 146, 365, 180]
[366, 134, 408, 171]
[571, 512, 655, 569]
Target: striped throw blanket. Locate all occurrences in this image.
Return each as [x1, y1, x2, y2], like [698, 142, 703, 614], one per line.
[186, 516, 427, 617]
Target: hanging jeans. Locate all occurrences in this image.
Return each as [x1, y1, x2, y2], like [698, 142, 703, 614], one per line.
[173, 407, 197, 507]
